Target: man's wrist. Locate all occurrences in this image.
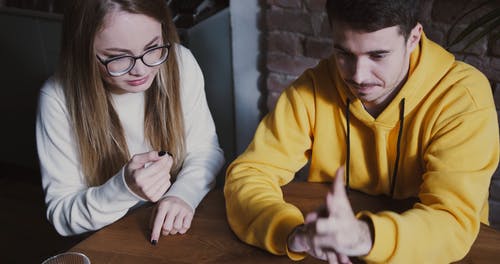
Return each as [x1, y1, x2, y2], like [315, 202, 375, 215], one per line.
[287, 224, 306, 253]
[358, 217, 374, 255]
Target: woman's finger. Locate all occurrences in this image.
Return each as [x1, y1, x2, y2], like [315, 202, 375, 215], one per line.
[162, 207, 178, 235]
[326, 251, 339, 264]
[150, 204, 168, 245]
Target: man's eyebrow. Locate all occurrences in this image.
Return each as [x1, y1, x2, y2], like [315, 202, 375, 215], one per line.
[368, 50, 391, 55]
[103, 36, 160, 53]
[333, 44, 391, 55]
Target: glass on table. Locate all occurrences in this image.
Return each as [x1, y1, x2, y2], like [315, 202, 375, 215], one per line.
[41, 252, 90, 264]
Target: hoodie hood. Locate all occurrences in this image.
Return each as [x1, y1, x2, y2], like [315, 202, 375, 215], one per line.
[329, 33, 456, 127]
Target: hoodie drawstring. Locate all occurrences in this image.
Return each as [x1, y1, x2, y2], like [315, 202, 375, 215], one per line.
[344, 98, 405, 197]
[390, 98, 405, 196]
[345, 98, 351, 194]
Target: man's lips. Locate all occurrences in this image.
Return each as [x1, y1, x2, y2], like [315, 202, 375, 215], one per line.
[346, 81, 381, 93]
[355, 85, 378, 93]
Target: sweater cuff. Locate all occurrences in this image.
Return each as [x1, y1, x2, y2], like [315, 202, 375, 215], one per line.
[119, 166, 147, 202]
[275, 212, 306, 260]
[357, 211, 397, 263]
[286, 245, 307, 261]
[165, 177, 209, 211]
[285, 237, 308, 261]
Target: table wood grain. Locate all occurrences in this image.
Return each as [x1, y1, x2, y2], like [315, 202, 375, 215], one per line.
[70, 182, 500, 263]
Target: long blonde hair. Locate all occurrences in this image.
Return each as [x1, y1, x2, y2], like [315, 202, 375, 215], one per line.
[57, 0, 185, 186]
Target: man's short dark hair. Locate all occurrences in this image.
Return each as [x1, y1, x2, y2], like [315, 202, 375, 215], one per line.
[326, 0, 420, 39]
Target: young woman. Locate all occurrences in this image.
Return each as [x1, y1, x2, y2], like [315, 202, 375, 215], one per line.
[36, 0, 224, 245]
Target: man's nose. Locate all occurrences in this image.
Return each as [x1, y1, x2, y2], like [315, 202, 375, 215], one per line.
[350, 58, 370, 84]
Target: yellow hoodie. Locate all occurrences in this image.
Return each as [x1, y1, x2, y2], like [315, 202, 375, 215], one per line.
[224, 34, 499, 263]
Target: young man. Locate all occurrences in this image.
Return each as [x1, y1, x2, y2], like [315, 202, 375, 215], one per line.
[224, 0, 499, 263]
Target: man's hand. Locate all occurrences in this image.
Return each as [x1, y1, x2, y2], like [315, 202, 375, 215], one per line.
[288, 211, 345, 263]
[314, 166, 373, 256]
[287, 167, 373, 263]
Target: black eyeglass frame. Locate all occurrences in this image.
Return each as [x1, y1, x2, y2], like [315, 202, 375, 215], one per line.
[96, 43, 171, 77]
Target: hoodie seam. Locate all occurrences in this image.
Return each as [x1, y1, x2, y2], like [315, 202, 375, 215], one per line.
[433, 106, 496, 136]
[290, 80, 317, 137]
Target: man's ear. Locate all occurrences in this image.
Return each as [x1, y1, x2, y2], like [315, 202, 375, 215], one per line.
[407, 23, 423, 52]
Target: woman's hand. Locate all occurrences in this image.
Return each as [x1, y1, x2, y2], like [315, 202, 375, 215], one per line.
[150, 196, 194, 244]
[124, 150, 173, 202]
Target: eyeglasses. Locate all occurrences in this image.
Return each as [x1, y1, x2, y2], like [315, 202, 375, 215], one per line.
[96, 44, 171, 77]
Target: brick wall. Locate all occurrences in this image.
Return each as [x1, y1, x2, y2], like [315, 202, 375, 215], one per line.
[263, 0, 500, 111]
[264, 0, 332, 110]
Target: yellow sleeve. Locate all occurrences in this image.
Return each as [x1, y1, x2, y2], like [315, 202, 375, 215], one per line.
[361, 102, 499, 263]
[224, 82, 315, 259]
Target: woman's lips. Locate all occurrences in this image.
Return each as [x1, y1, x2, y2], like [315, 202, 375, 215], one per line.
[126, 76, 148, 86]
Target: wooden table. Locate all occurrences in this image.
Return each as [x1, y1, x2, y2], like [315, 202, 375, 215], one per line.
[70, 182, 500, 263]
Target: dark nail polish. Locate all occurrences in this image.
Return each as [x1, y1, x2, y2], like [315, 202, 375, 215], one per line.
[158, 151, 166, 157]
[167, 151, 173, 157]
[151, 239, 157, 245]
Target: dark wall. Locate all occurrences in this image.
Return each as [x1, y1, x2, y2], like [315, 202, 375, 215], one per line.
[0, 8, 62, 170]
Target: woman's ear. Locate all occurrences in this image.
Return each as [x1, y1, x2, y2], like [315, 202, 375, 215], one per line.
[407, 23, 423, 52]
